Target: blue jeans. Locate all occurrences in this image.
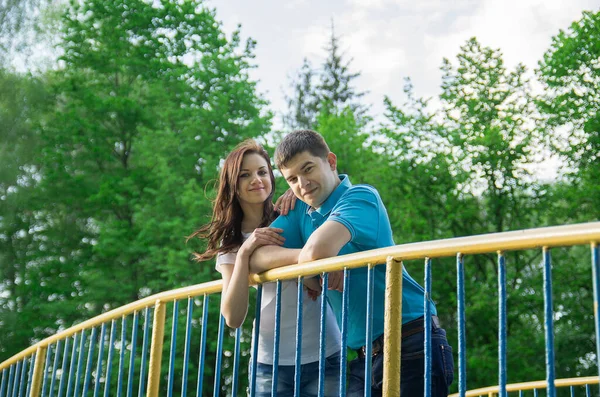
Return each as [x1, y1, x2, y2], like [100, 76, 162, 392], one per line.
[347, 324, 454, 397]
[253, 351, 341, 397]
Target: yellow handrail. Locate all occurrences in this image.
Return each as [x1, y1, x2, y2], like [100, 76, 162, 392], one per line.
[1, 221, 600, 389]
[250, 221, 600, 283]
[0, 280, 223, 370]
[448, 376, 599, 396]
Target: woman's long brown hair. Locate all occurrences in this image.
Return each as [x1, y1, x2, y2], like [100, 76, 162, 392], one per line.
[189, 140, 276, 261]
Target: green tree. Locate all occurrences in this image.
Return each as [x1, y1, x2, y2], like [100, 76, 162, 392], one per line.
[537, 10, 600, 223]
[378, 39, 560, 390]
[2, 2, 270, 391]
[377, 79, 478, 243]
[536, 10, 600, 381]
[0, 69, 56, 357]
[283, 20, 367, 130]
[282, 58, 319, 130]
[440, 37, 540, 234]
[317, 21, 367, 119]
[439, 38, 549, 389]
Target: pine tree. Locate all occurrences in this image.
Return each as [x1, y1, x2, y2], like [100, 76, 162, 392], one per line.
[282, 20, 368, 129]
[317, 20, 367, 118]
[282, 58, 319, 129]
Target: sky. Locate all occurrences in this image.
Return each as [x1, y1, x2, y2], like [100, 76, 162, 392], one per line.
[209, 0, 598, 129]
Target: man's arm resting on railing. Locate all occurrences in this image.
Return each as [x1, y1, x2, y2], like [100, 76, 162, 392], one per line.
[298, 221, 351, 291]
[248, 245, 301, 274]
[298, 220, 351, 263]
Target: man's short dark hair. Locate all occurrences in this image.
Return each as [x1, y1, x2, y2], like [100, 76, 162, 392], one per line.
[275, 130, 330, 169]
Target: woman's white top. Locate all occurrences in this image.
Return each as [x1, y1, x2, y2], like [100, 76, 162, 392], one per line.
[216, 232, 341, 365]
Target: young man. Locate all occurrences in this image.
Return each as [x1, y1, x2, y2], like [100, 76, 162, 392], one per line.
[250, 130, 454, 396]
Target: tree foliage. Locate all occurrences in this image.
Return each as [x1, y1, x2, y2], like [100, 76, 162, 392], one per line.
[538, 10, 600, 223]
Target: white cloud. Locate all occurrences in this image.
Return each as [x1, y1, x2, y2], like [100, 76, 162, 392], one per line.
[213, 0, 598, 128]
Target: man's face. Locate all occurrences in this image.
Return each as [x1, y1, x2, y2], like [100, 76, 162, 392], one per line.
[279, 151, 339, 209]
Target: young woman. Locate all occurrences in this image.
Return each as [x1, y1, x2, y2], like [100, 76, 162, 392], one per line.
[190, 140, 341, 396]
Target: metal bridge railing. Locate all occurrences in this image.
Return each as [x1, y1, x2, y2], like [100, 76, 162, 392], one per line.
[448, 376, 599, 396]
[1, 221, 600, 396]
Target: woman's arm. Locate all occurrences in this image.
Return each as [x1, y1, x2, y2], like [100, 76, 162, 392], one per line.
[219, 248, 251, 328]
[220, 227, 286, 328]
[248, 245, 301, 274]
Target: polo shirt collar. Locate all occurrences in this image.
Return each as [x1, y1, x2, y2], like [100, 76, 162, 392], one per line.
[307, 174, 352, 217]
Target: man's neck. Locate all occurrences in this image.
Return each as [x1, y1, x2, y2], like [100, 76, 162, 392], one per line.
[313, 174, 342, 211]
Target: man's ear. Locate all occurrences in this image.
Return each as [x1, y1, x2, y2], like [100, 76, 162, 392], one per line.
[327, 152, 337, 171]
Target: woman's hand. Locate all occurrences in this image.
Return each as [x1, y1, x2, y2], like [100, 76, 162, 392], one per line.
[274, 189, 297, 215]
[239, 227, 285, 257]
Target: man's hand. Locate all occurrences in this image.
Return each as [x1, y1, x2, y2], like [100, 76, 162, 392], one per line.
[303, 276, 322, 301]
[274, 188, 297, 215]
[325, 270, 344, 292]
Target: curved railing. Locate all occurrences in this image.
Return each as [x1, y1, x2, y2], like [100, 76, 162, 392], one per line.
[448, 376, 599, 396]
[1, 222, 600, 396]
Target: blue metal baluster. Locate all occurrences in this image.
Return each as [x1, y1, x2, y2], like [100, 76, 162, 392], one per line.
[18, 357, 28, 397]
[0, 368, 7, 397]
[137, 307, 151, 397]
[543, 247, 556, 397]
[181, 297, 193, 397]
[249, 286, 262, 397]
[117, 316, 127, 397]
[339, 268, 350, 397]
[271, 280, 283, 397]
[74, 331, 87, 397]
[25, 354, 35, 397]
[93, 323, 107, 397]
[41, 344, 53, 397]
[104, 320, 117, 397]
[294, 277, 304, 397]
[424, 257, 433, 397]
[457, 253, 467, 397]
[591, 243, 600, 383]
[11, 361, 21, 397]
[6, 364, 15, 397]
[126, 311, 139, 397]
[569, 385, 574, 397]
[167, 300, 179, 397]
[57, 338, 70, 397]
[49, 340, 62, 397]
[82, 328, 98, 397]
[6, 365, 14, 397]
[232, 327, 242, 396]
[498, 252, 507, 397]
[534, 388, 539, 397]
[318, 273, 329, 397]
[365, 264, 375, 397]
[213, 314, 225, 396]
[167, 302, 179, 395]
[585, 383, 590, 397]
[196, 295, 210, 397]
[519, 390, 523, 397]
[65, 333, 79, 397]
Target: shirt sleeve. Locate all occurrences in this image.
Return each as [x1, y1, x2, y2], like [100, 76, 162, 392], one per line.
[270, 203, 306, 249]
[327, 186, 381, 246]
[215, 251, 237, 273]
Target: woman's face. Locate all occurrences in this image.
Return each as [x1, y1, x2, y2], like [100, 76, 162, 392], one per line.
[236, 153, 272, 206]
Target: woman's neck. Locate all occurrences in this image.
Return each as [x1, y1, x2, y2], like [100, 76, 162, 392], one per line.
[239, 202, 264, 233]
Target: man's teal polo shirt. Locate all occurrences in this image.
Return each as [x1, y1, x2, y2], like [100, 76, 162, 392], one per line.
[271, 174, 436, 349]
